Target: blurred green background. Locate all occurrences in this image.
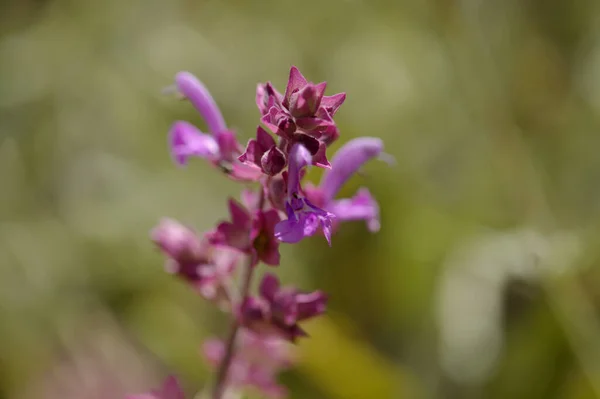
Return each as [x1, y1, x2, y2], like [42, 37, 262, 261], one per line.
[2, 0, 600, 398]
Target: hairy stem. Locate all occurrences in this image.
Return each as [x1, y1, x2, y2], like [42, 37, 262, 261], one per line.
[212, 184, 267, 399]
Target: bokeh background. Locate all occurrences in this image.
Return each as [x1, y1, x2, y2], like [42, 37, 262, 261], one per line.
[2, 0, 600, 398]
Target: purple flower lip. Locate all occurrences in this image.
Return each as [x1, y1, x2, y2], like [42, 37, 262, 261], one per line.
[169, 121, 220, 166]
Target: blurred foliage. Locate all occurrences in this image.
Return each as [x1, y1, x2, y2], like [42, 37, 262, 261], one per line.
[2, 0, 600, 398]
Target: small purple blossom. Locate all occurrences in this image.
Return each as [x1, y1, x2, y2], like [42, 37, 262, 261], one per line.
[127, 376, 185, 399]
[240, 273, 327, 342]
[305, 137, 384, 232]
[151, 219, 238, 307]
[274, 144, 335, 245]
[151, 218, 211, 275]
[168, 71, 261, 181]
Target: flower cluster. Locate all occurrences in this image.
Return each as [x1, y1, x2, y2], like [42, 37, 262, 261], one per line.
[129, 66, 385, 399]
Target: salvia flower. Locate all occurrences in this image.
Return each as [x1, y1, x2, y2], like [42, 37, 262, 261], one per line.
[127, 376, 185, 399]
[151, 219, 237, 307]
[274, 144, 335, 245]
[240, 273, 327, 342]
[168, 72, 261, 181]
[305, 137, 384, 232]
[151, 218, 212, 279]
[134, 66, 385, 399]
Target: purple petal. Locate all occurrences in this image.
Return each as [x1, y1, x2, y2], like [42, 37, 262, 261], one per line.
[256, 82, 283, 115]
[169, 121, 219, 166]
[274, 210, 333, 244]
[301, 213, 321, 237]
[289, 82, 327, 118]
[320, 92, 346, 116]
[327, 187, 380, 232]
[259, 242, 281, 266]
[175, 71, 227, 137]
[228, 198, 251, 228]
[260, 273, 281, 302]
[229, 162, 264, 182]
[296, 291, 327, 320]
[256, 126, 276, 149]
[319, 137, 383, 203]
[151, 218, 207, 264]
[274, 217, 306, 244]
[283, 66, 308, 107]
[238, 139, 263, 167]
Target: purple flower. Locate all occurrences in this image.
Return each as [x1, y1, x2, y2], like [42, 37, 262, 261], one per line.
[203, 329, 294, 399]
[151, 219, 238, 307]
[209, 198, 282, 266]
[305, 137, 384, 232]
[274, 144, 335, 245]
[151, 218, 211, 276]
[168, 72, 261, 181]
[240, 273, 327, 342]
[126, 376, 185, 399]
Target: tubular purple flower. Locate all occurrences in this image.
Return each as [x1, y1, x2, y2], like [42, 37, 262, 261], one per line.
[175, 71, 227, 137]
[319, 137, 383, 203]
[301, 137, 385, 233]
